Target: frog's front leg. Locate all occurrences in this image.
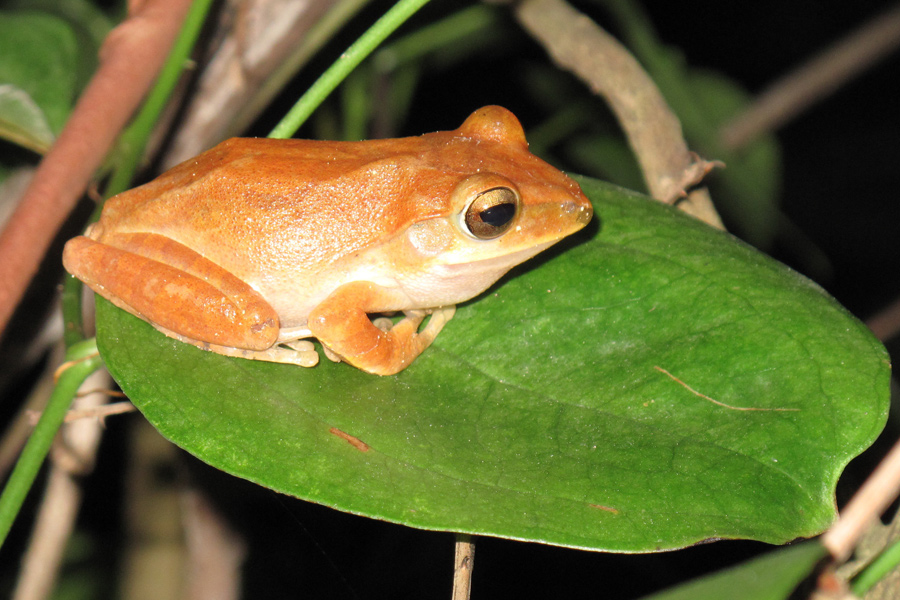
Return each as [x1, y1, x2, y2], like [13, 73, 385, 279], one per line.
[63, 233, 317, 367]
[308, 281, 456, 375]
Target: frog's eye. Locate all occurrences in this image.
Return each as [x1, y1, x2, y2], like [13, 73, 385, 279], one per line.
[463, 187, 519, 240]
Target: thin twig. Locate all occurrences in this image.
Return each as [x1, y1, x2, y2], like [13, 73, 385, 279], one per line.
[821, 437, 900, 562]
[451, 534, 475, 600]
[514, 0, 724, 230]
[26, 400, 136, 426]
[721, 4, 900, 150]
[0, 0, 193, 338]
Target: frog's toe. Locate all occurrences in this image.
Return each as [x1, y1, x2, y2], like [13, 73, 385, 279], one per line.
[283, 339, 315, 352]
[428, 305, 456, 328]
[417, 305, 456, 342]
[279, 340, 322, 366]
[321, 345, 343, 363]
[372, 316, 395, 332]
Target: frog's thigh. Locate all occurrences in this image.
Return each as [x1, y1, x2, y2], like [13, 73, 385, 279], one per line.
[307, 281, 455, 376]
[63, 234, 279, 351]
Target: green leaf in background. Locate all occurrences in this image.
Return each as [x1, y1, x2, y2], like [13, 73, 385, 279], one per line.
[0, 83, 55, 154]
[638, 541, 827, 600]
[5, 0, 115, 55]
[0, 4, 109, 153]
[95, 176, 888, 552]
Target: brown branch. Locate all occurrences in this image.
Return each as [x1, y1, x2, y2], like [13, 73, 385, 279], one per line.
[821, 436, 900, 562]
[451, 534, 475, 600]
[0, 0, 193, 338]
[514, 0, 724, 230]
[721, 4, 900, 150]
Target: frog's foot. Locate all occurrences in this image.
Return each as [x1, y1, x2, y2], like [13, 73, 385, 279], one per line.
[212, 343, 320, 367]
[321, 345, 343, 363]
[319, 318, 391, 364]
[155, 325, 319, 367]
[308, 282, 458, 375]
[283, 338, 341, 364]
[404, 306, 456, 346]
[282, 339, 315, 353]
[367, 307, 455, 352]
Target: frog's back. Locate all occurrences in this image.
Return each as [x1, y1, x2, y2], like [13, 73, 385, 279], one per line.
[95, 137, 454, 279]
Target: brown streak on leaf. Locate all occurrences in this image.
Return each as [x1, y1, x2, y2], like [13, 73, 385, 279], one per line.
[654, 366, 799, 412]
[329, 427, 370, 452]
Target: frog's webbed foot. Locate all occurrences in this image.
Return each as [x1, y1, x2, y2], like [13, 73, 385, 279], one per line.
[403, 306, 456, 345]
[155, 325, 320, 367]
[219, 343, 320, 367]
[322, 314, 456, 362]
[370, 306, 456, 345]
[308, 282, 459, 375]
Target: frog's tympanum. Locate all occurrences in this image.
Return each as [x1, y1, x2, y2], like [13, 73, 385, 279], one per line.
[63, 106, 592, 375]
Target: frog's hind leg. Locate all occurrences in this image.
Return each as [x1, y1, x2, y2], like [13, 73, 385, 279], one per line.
[63, 233, 282, 353]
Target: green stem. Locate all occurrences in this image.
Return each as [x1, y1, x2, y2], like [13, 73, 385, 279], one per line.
[852, 536, 900, 595]
[61, 273, 86, 347]
[268, 0, 432, 139]
[0, 340, 103, 547]
[375, 4, 498, 67]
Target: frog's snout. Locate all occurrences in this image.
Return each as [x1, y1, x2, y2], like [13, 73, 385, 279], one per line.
[565, 198, 593, 227]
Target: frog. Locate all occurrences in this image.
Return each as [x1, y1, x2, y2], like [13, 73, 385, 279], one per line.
[63, 106, 593, 375]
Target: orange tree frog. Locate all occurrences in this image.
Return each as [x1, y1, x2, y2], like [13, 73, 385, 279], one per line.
[63, 106, 593, 375]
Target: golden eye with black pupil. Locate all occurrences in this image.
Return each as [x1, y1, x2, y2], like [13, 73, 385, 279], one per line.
[464, 187, 519, 239]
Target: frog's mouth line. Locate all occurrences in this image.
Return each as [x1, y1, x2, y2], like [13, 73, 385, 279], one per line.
[440, 238, 560, 274]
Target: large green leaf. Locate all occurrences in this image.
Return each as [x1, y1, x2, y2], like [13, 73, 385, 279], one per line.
[95, 176, 889, 552]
